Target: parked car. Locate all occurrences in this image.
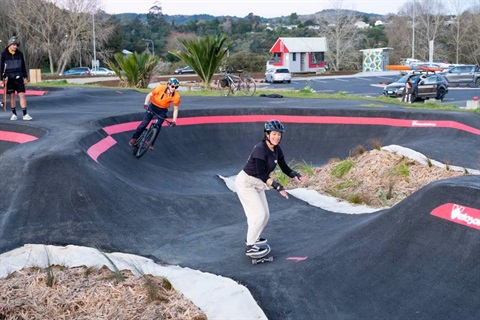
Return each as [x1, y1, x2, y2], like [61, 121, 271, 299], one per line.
[265, 68, 292, 83]
[438, 64, 480, 86]
[91, 67, 115, 76]
[383, 72, 449, 101]
[174, 66, 195, 74]
[60, 67, 91, 76]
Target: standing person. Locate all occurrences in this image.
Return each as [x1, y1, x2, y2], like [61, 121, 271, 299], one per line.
[129, 77, 180, 147]
[0, 36, 32, 121]
[402, 76, 413, 103]
[235, 120, 309, 256]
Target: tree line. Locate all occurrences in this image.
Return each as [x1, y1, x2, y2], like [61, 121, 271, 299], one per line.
[1, 0, 480, 75]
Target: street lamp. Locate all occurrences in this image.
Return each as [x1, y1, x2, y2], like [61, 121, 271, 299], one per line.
[92, 13, 98, 69]
[142, 38, 154, 55]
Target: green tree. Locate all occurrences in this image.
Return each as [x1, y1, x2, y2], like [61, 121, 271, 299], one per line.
[170, 35, 233, 90]
[108, 52, 159, 88]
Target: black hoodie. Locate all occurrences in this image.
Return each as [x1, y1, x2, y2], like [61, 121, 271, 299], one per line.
[0, 47, 28, 79]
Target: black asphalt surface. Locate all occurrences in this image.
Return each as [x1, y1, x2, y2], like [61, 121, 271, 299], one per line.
[1, 86, 480, 319]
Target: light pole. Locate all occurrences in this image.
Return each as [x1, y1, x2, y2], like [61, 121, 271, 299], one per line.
[411, 3, 415, 60]
[92, 13, 98, 69]
[142, 38, 154, 55]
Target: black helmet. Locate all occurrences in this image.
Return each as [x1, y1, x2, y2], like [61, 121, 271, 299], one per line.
[167, 77, 180, 86]
[264, 119, 285, 133]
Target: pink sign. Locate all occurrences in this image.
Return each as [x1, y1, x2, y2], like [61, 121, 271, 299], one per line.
[431, 203, 480, 230]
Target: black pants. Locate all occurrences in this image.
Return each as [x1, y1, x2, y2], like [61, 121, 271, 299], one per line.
[132, 104, 167, 140]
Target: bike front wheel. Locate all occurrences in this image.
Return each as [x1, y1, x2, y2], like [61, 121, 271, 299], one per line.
[133, 126, 159, 158]
[237, 76, 256, 96]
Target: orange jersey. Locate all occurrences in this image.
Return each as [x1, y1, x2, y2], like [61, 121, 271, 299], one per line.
[150, 84, 181, 109]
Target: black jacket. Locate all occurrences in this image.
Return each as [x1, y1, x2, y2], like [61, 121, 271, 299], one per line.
[0, 48, 28, 80]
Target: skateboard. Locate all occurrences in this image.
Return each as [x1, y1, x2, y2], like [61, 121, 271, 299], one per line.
[1, 77, 6, 111]
[2, 65, 6, 111]
[249, 244, 274, 265]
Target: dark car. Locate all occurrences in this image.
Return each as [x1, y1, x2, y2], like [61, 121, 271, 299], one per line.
[383, 72, 449, 101]
[60, 67, 91, 76]
[174, 66, 195, 74]
[438, 64, 480, 86]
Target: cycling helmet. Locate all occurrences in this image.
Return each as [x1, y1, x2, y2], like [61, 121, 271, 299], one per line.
[167, 77, 180, 86]
[264, 119, 285, 133]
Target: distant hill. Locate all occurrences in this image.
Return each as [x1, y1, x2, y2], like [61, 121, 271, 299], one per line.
[114, 9, 385, 25]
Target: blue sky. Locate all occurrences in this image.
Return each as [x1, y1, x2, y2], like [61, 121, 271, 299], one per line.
[101, 0, 410, 17]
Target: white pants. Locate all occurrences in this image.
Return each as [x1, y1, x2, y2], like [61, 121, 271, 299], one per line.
[235, 170, 270, 245]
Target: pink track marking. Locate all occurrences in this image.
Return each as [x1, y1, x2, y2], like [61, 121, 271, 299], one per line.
[89, 114, 480, 161]
[287, 257, 308, 261]
[0, 130, 38, 143]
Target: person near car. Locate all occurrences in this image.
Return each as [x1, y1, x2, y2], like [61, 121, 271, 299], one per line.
[234, 119, 309, 257]
[129, 77, 180, 147]
[402, 76, 413, 103]
[0, 36, 32, 121]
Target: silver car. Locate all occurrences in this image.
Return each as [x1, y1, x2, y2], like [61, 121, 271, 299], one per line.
[265, 68, 292, 83]
[91, 67, 115, 76]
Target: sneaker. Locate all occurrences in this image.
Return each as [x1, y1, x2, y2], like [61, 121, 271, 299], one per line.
[23, 114, 33, 121]
[10, 114, 17, 121]
[245, 244, 268, 257]
[245, 237, 267, 245]
[129, 138, 137, 147]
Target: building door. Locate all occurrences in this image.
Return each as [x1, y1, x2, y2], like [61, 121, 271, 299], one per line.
[301, 53, 308, 72]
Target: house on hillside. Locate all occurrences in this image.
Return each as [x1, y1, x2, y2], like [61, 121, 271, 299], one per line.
[268, 37, 328, 73]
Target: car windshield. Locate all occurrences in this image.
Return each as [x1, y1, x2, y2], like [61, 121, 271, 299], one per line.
[396, 74, 421, 83]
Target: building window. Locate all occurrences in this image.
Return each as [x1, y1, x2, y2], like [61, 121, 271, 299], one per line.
[292, 53, 296, 61]
[273, 53, 281, 62]
[311, 52, 324, 64]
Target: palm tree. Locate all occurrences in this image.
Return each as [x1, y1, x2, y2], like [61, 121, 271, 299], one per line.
[169, 35, 233, 90]
[108, 52, 159, 88]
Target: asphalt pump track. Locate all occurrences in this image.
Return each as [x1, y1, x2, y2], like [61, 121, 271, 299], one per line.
[1, 87, 480, 319]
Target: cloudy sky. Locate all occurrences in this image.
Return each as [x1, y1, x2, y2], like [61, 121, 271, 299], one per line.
[101, 0, 410, 17]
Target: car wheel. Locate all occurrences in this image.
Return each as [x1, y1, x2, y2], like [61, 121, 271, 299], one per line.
[287, 80, 291, 83]
[436, 88, 446, 101]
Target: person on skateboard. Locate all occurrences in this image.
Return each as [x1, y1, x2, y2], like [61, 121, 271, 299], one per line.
[0, 36, 32, 120]
[235, 119, 309, 257]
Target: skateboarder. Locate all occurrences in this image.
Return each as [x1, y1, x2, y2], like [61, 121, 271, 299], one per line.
[0, 36, 32, 120]
[235, 119, 309, 257]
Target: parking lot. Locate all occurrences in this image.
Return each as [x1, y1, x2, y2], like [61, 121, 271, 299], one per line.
[263, 71, 480, 108]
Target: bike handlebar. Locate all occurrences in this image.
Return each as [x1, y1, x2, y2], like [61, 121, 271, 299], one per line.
[145, 109, 174, 126]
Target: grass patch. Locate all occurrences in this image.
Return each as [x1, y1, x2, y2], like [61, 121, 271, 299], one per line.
[331, 158, 355, 178]
[271, 159, 314, 185]
[391, 160, 410, 182]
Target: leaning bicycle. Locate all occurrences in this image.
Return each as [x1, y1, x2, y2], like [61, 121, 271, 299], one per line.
[217, 68, 256, 96]
[132, 111, 174, 159]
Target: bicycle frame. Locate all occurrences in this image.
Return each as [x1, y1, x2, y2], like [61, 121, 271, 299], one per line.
[132, 110, 173, 158]
[218, 68, 256, 96]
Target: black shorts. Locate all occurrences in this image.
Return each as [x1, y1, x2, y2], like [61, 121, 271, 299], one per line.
[6, 76, 26, 94]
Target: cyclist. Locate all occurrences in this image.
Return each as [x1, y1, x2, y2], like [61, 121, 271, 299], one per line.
[234, 119, 309, 257]
[129, 77, 180, 147]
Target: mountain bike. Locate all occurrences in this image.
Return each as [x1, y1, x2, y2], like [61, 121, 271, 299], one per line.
[217, 68, 256, 96]
[132, 111, 174, 159]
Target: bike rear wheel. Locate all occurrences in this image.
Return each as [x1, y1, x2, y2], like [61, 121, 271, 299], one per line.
[133, 126, 159, 158]
[217, 78, 233, 96]
[238, 76, 256, 96]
